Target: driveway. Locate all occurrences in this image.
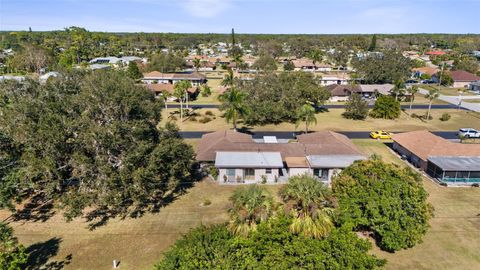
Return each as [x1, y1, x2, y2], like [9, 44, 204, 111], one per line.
[419, 88, 480, 112]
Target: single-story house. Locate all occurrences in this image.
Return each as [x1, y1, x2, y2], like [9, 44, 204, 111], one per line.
[319, 75, 351, 86]
[292, 59, 332, 72]
[89, 56, 143, 66]
[391, 130, 480, 185]
[142, 71, 207, 86]
[412, 67, 440, 78]
[143, 83, 199, 100]
[196, 130, 366, 185]
[432, 70, 480, 88]
[326, 84, 393, 101]
[359, 84, 395, 97]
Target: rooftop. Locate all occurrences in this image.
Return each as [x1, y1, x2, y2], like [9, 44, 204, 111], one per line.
[215, 151, 283, 168]
[429, 156, 480, 171]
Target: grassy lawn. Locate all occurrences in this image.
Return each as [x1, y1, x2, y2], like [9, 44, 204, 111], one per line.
[162, 108, 480, 132]
[464, 99, 480, 103]
[422, 85, 478, 96]
[3, 141, 479, 269]
[353, 140, 480, 270]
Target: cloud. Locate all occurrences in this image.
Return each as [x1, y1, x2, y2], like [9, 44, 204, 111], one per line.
[180, 0, 232, 18]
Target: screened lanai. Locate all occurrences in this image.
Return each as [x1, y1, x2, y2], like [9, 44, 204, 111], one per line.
[427, 156, 480, 184]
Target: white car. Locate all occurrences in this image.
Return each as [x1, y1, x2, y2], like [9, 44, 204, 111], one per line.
[458, 128, 480, 138]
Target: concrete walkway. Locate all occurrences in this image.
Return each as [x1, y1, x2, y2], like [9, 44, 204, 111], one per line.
[419, 88, 480, 112]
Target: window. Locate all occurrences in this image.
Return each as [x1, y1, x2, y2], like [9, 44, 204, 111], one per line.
[244, 168, 255, 180]
[266, 168, 272, 174]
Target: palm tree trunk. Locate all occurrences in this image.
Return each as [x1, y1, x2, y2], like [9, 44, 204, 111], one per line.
[426, 101, 432, 121]
[409, 97, 413, 110]
[180, 99, 183, 122]
[185, 90, 189, 109]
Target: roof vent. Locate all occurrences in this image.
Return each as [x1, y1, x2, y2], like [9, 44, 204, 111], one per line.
[263, 136, 278, 144]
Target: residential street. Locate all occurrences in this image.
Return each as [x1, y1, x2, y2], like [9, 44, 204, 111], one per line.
[419, 88, 480, 112]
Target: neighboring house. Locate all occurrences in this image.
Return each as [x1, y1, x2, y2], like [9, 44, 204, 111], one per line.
[469, 81, 480, 92]
[143, 83, 198, 100]
[89, 56, 143, 66]
[142, 71, 207, 86]
[412, 67, 440, 78]
[196, 130, 366, 185]
[319, 75, 351, 86]
[292, 59, 332, 72]
[0, 75, 25, 82]
[391, 130, 480, 185]
[89, 64, 111, 70]
[326, 84, 392, 101]
[425, 50, 446, 56]
[432, 70, 480, 88]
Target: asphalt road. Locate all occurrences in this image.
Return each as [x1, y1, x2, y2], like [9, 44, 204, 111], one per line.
[168, 104, 464, 110]
[179, 131, 459, 139]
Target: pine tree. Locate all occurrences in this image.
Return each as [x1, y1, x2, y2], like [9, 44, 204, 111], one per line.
[368, 34, 377, 52]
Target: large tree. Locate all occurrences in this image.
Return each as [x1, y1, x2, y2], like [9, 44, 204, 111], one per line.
[342, 93, 369, 120]
[148, 52, 186, 72]
[236, 72, 330, 125]
[252, 54, 278, 72]
[10, 44, 52, 74]
[352, 50, 412, 83]
[218, 88, 249, 130]
[0, 71, 196, 221]
[332, 159, 433, 252]
[370, 95, 401, 119]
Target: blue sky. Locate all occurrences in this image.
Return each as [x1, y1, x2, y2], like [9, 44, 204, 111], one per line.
[1, 0, 479, 34]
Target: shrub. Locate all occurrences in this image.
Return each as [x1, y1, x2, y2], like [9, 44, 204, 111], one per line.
[205, 110, 215, 116]
[199, 116, 212, 123]
[439, 113, 451, 121]
[261, 175, 267, 184]
[410, 113, 419, 118]
[170, 115, 178, 121]
[370, 95, 401, 119]
[189, 116, 197, 122]
[472, 183, 479, 188]
[342, 93, 369, 120]
[202, 199, 212, 206]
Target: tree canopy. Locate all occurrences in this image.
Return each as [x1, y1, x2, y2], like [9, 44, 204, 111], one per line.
[332, 159, 433, 252]
[342, 93, 369, 120]
[235, 72, 330, 125]
[352, 51, 413, 83]
[0, 223, 27, 270]
[0, 70, 196, 222]
[147, 52, 186, 72]
[370, 95, 401, 119]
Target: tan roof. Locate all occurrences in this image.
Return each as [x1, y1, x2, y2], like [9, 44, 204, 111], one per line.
[391, 130, 480, 161]
[292, 58, 330, 68]
[285, 157, 309, 168]
[447, 70, 480, 82]
[325, 84, 360, 97]
[412, 67, 439, 76]
[197, 130, 364, 161]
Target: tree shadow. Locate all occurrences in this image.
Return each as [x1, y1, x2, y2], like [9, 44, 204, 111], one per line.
[11, 193, 56, 223]
[85, 165, 203, 230]
[25, 237, 72, 270]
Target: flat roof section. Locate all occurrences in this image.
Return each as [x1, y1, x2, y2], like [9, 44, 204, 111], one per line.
[429, 156, 480, 171]
[215, 152, 283, 168]
[307, 155, 366, 168]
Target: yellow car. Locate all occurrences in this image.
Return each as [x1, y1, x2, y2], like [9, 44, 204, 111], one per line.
[370, 131, 393, 140]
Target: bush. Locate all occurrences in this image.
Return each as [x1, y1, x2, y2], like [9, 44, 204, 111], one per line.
[472, 183, 479, 188]
[202, 199, 212, 206]
[205, 110, 215, 116]
[370, 95, 401, 119]
[410, 113, 419, 118]
[342, 93, 369, 120]
[170, 115, 178, 121]
[439, 113, 451, 121]
[199, 116, 212, 123]
[189, 116, 197, 122]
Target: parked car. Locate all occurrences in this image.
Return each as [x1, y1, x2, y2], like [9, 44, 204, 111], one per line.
[370, 130, 393, 140]
[421, 80, 436, 84]
[458, 128, 480, 138]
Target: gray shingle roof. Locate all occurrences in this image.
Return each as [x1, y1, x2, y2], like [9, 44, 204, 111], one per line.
[215, 152, 283, 168]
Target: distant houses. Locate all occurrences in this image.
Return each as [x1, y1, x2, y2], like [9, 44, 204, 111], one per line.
[432, 70, 480, 88]
[142, 71, 207, 86]
[292, 59, 332, 72]
[197, 130, 365, 185]
[326, 84, 394, 101]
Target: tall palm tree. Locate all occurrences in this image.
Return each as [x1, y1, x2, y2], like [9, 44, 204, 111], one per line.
[279, 174, 335, 239]
[308, 49, 323, 67]
[221, 68, 235, 87]
[295, 104, 317, 133]
[193, 58, 201, 72]
[219, 87, 249, 130]
[425, 88, 440, 121]
[229, 185, 274, 237]
[174, 81, 192, 122]
[392, 79, 406, 101]
[408, 85, 419, 110]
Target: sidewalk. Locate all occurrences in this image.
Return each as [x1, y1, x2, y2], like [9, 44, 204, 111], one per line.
[419, 88, 480, 112]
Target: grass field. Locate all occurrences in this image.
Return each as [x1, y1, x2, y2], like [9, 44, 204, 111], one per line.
[422, 85, 478, 96]
[3, 141, 479, 270]
[161, 108, 480, 132]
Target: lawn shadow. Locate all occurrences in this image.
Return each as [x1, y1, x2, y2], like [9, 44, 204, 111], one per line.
[85, 164, 203, 230]
[25, 237, 72, 270]
[10, 193, 55, 223]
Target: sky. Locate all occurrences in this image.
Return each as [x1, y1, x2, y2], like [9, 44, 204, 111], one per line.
[0, 0, 479, 34]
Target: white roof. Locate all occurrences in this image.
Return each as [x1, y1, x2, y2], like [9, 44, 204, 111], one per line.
[263, 136, 278, 143]
[215, 152, 283, 168]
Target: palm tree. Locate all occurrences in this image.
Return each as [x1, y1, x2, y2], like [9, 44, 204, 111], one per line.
[174, 81, 192, 122]
[295, 103, 317, 133]
[392, 79, 406, 101]
[193, 58, 201, 72]
[218, 88, 249, 130]
[233, 54, 243, 70]
[425, 88, 440, 121]
[279, 174, 335, 239]
[221, 68, 235, 88]
[408, 85, 419, 110]
[308, 49, 323, 67]
[228, 185, 274, 237]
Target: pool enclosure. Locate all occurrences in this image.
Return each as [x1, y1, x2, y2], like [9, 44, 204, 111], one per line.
[426, 156, 480, 184]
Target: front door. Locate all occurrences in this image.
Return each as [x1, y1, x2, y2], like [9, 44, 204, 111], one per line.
[226, 169, 236, 182]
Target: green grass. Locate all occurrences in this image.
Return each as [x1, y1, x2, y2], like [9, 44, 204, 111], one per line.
[162, 108, 480, 132]
[422, 85, 477, 96]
